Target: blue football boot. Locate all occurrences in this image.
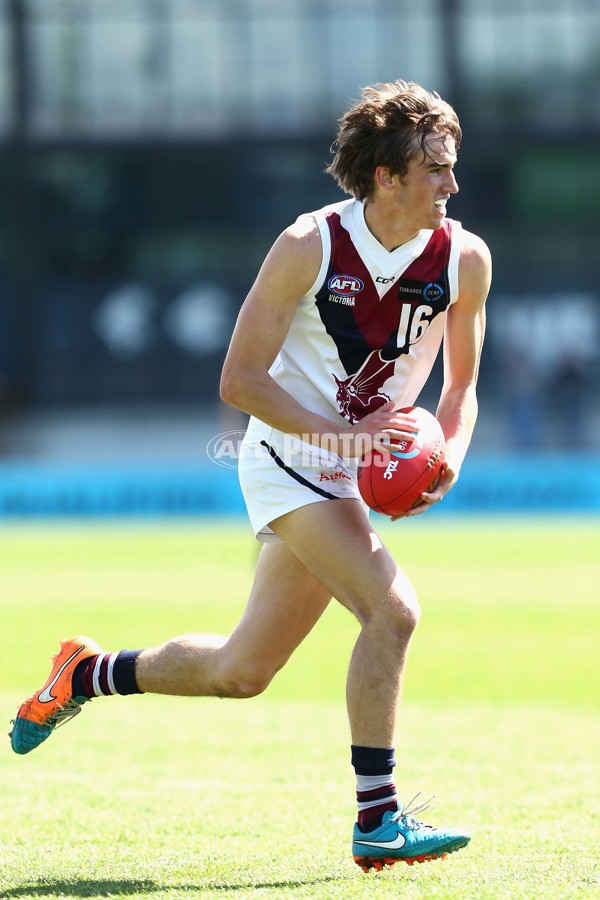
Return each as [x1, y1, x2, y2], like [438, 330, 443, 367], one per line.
[352, 795, 471, 872]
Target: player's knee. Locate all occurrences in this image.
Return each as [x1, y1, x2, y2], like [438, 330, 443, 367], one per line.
[227, 677, 269, 699]
[393, 584, 421, 635]
[342, 556, 420, 635]
[219, 659, 279, 699]
[351, 576, 420, 637]
[378, 580, 421, 638]
[372, 579, 421, 642]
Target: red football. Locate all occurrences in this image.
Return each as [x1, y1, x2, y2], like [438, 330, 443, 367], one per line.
[357, 406, 446, 516]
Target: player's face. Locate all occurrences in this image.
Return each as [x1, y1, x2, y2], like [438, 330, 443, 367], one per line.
[395, 134, 459, 231]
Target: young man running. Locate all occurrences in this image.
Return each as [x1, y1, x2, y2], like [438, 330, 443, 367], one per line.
[10, 80, 491, 872]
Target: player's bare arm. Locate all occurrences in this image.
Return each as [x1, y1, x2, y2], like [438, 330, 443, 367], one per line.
[402, 229, 490, 519]
[220, 217, 418, 455]
[438, 229, 491, 473]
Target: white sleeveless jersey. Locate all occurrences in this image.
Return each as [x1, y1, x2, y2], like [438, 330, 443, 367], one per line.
[245, 198, 462, 442]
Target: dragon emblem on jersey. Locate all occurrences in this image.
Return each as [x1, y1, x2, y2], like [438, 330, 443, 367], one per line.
[333, 351, 397, 424]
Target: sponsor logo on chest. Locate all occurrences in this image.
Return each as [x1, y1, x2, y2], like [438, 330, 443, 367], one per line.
[397, 280, 445, 304]
[327, 274, 364, 306]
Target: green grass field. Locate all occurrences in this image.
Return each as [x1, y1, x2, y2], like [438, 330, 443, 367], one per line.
[0, 517, 598, 899]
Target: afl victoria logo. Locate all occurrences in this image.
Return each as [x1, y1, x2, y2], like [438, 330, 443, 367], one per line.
[328, 275, 364, 297]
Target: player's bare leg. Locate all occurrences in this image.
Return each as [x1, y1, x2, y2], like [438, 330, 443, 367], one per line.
[9, 540, 331, 754]
[270, 499, 470, 869]
[135, 541, 331, 697]
[271, 499, 418, 748]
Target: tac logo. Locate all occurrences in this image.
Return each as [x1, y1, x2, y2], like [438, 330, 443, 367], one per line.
[383, 460, 399, 480]
[423, 282, 444, 302]
[328, 275, 364, 297]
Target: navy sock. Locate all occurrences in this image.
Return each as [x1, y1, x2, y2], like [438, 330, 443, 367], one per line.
[72, 650, 144, 699]
[352, 745, 398, 832]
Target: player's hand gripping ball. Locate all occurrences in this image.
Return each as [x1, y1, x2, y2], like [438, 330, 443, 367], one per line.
[357, 406, 446, 516]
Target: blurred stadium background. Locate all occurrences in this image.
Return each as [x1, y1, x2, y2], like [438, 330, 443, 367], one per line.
[0, 0, 598, 518]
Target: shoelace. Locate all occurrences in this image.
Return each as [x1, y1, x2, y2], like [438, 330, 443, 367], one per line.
[46, 698, 84, 728]
[392, 792, 436, 831]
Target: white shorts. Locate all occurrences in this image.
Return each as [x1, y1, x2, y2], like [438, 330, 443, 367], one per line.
[238, 426, 365, 542]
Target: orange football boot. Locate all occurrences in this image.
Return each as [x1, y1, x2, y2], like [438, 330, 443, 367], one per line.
[9, 636, 102, 754]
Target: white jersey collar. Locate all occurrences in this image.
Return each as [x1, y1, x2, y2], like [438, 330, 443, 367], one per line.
[347, 200, 433, 280]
